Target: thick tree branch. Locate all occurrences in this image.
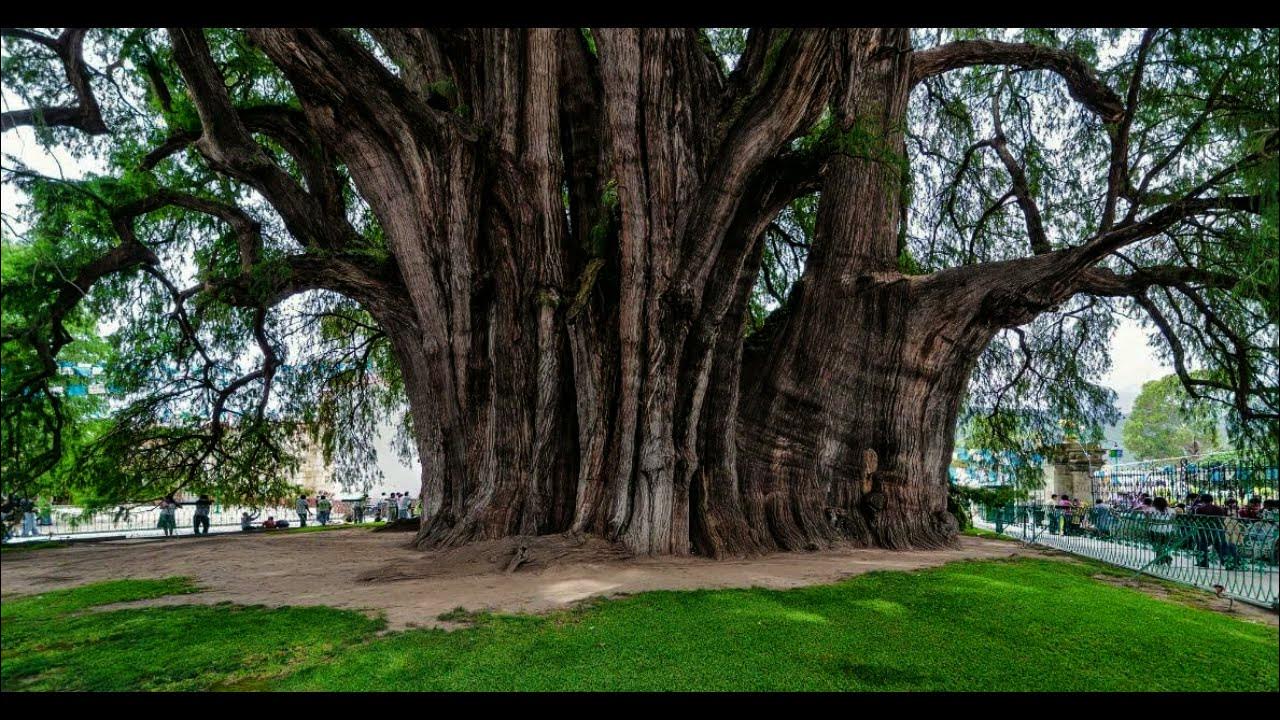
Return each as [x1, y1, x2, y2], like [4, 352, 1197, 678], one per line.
[989, 92, 1050, 255]
[911, 39, 1125, 121]
[1, 28, 107, 134]
[167, 29, 362, 252]
[1076, 264, 1241, 297]
[1101, 28, 1158, 231]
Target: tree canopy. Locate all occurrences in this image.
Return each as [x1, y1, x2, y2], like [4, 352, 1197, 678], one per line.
[1122, 371, 1223, 461]
[1, 27, 1276, 528]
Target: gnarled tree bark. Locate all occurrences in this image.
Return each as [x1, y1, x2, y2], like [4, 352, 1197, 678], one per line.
[11, 26, 1261, 557]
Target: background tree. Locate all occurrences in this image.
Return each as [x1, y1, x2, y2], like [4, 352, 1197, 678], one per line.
[2, 27, 1276, 556]
[1123, 372, 1223, 460]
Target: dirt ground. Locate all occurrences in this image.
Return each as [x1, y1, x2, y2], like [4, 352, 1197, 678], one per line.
[1, 528, 1035, 628]
[3, 528, 1271, 629]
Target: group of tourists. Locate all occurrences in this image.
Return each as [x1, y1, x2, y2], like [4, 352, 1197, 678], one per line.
[241, 512, 292, 531]
[292, 494, 336, 527]
[348, 492, 417, 523]
[1025, 492, 1280, 570]
[233, 491, 420, 533]
[4, 488, 423, 543]
[156, 494, 215, 537]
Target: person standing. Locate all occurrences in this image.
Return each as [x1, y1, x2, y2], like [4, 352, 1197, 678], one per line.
[1046, 494, 1060, 535]
[398, 492, 411, 520]
[193, 494, 213, 535]
[317, 494, 332, 526]
[1149, 497, 1178, 565]
[1191, 494, 1235, 568]
[1240, 497, 1263, 520]
[158, 495, 178, 537]
[388, 493, 400, 522]
[1068, 497, 1084, 536]
[1056, 495, 1073, 536]
[353, 494, 367, 523]
[20, 496, 38, 537]
[1, 495, 15, 541]
[1185, 493, 1202, 514]
[37, 495, 53, 530]
[296, 495, 310, 528]
[1090, 499, 1114, 537]
[1224, 498, 1240, 518]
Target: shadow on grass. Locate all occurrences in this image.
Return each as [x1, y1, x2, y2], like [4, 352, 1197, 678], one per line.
[2, 557, 1276, 692]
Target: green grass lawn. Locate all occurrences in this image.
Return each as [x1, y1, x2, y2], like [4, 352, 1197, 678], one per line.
[275, 522, 378, 535]
[0, 540, 70, 553]
[960, 527, 1011, 541]
[2, 557, 1275, 691]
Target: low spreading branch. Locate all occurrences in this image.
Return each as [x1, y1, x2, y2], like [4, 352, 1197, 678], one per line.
[1, 28, 107, 134]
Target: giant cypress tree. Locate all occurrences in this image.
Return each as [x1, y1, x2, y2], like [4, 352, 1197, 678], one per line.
[2, 28, 1276, 555]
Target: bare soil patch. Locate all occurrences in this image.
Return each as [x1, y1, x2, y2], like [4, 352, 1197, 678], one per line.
[0, 528, 1056, 629]
[30, 527, 1269, 627]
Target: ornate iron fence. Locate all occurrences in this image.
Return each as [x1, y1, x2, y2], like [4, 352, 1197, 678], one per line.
[973, 503, 1279, 609]
[1089, 461, 1279, 506]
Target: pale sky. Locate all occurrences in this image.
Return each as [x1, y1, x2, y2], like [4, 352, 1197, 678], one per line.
[1106, 315, 1173, 416]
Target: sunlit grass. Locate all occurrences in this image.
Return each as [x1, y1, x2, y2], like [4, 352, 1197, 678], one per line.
[2, 558, 1275, 691]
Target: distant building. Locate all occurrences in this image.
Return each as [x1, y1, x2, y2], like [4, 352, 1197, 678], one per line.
[286, 437, 371, 501]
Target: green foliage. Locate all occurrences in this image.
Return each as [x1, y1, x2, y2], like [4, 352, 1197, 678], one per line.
[897, 246, 924, 275]
[585, 178, 619, 256]
[1123, 373, 1223, 461]
[579, 29, 597, 57]
[946, 485, 972, 529]
[704, 28, 746, 71]
[1, 231, 117, 499]
[4, 561, 1275, 691]
[2, 30, 413, 507]
[949, 482, 1030, 509]
[900, 28, 1278, 465]
[2, 28, 1276, 512]
[426, 78, 457, 105]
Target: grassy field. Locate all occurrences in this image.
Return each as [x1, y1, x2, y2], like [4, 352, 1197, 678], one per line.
[1, 557, 1275, 691]
[959, 527, 1011, 541]
[0, 540, 70, 553]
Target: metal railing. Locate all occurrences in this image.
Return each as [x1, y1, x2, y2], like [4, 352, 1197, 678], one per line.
[1, 500, 418, 543]
[973, 503, 1279, 609]
[1090, 462, 1279, 506]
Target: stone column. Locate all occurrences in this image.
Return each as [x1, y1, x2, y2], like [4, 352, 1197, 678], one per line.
[1042, 440, 1107, 500]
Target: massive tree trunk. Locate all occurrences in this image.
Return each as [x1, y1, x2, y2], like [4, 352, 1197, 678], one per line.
[228, 27, 1067, 557]
[9, 27, 1263, 554]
